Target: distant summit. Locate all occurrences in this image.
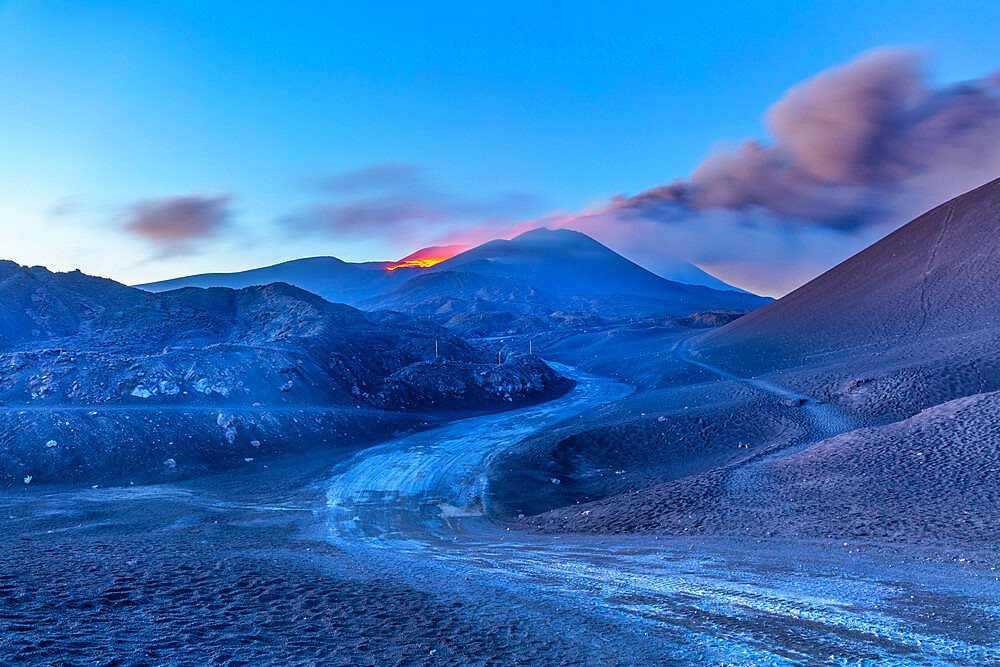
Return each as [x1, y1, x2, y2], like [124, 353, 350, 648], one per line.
[136, 227, 765, 311]
[432, 228, 763, 306]
[137, 256, 416, 303]
[358, 228, 771, 338]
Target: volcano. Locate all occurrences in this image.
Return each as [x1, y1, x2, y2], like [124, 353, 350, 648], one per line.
[136, 228, 767, 315]
[430, 228, 768, 306]
[355, 228, 771, 337]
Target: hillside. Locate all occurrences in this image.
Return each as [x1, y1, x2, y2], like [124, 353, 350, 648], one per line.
[492, 179, 1000, 545]
[0, 262, 569, 486]
[693, 178, 1000, 375]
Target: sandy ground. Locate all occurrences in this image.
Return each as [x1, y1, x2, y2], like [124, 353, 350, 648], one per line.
[0, 454, 613, 665]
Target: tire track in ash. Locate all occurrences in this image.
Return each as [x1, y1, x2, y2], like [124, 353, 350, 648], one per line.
[324, 361, 1000, 665]
[672, 334, 858, 497]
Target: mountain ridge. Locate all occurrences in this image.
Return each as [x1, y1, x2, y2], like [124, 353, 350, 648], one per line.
[136, 228, 762, 307]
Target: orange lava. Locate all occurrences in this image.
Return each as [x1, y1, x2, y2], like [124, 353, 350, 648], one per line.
[385, 257, 450, 271]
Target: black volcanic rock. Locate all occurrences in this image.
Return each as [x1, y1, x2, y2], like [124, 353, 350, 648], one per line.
[0, 270, 479, 408]
[375, 353, 565, 410]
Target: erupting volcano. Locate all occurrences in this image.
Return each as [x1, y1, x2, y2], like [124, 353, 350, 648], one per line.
[384, 244, 468, 272]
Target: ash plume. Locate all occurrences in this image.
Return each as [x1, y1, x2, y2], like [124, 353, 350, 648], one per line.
[564, 49, 1000, 295]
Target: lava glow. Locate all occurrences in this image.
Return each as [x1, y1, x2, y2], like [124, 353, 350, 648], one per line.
[384, 244, 468, 271]
[385, 257, 450, 271]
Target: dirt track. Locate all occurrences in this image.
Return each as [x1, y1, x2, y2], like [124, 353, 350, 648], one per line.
[323, 363, 1000, 664]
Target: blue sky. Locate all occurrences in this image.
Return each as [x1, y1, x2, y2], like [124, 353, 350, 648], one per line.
[1, 1, 998, 290]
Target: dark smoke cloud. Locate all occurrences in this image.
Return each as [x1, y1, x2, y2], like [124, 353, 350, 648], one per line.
[123, 195, 232, 255]
[292, 164, 542, 241]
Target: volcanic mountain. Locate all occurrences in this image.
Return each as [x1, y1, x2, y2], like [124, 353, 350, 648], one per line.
[357, 229, 771, 335]
[375, 228, 769, 309]
[137, 229, 764, 314]
[430, 228, 761, 302]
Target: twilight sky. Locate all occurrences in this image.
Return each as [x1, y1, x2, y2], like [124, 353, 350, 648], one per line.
[1, 1, 999, 295]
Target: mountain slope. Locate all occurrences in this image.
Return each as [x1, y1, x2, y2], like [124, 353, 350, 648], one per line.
[649, 255, 750, 293]
[359, 271, 543, 316]
[136, 256, 421, 303]
[694, 178, 1000, 374]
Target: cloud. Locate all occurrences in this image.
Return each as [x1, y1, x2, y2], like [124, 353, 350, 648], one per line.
[535, 48, 1000, 295]
[291, 164, 542, 242]
[319, 162, 425, 195]
[47, 195, 86, 219]
[123, 195, 232, 256]
[610, 48, 1000, 232]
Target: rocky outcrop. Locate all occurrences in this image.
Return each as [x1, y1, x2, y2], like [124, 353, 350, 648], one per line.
[0, 263, 570, 486]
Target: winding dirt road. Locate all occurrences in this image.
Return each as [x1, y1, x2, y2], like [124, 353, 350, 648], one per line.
[324, 362, 1000, 664]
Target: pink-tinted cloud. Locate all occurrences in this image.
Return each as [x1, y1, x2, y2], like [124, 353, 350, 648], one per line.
[123, 195, 232, 256]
